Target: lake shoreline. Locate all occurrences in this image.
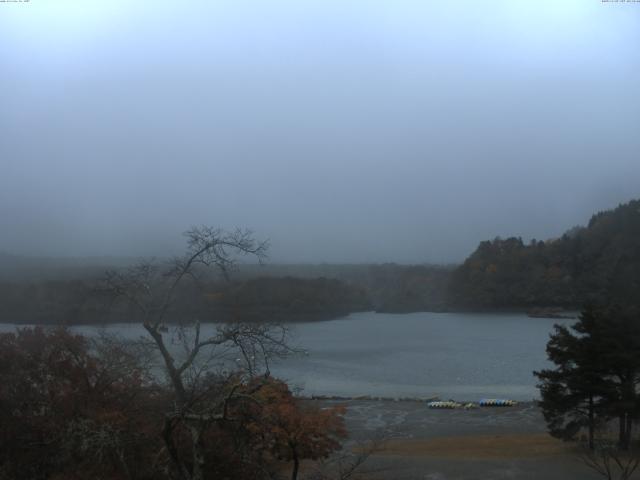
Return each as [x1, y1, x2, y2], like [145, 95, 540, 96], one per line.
[0, 306, 578, 327]
[330, 398, 593, 479]
[303, 395, 535, 405]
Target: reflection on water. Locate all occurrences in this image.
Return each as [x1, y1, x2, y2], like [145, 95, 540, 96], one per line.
[0, 311, 571, 401]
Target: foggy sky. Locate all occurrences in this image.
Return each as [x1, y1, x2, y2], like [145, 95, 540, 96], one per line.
[1, 1, 639, 263]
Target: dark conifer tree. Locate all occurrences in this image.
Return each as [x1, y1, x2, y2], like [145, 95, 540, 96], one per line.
[535, 305, 608, 449]
[535, 304, 640, 450]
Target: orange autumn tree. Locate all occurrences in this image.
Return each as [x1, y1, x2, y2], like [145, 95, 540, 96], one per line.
[240, 378, 347, 480]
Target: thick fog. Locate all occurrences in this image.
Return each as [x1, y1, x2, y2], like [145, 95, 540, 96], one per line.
[1, 1, 639, 263]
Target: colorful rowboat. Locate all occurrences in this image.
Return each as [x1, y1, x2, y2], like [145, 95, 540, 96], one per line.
[478, 398, 517, 407]
[427, 401, 462, 409]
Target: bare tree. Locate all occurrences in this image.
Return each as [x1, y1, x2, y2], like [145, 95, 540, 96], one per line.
[580, 440, 640, 480]
[102, 227, 295, 480]
[306, 435, 389, 480]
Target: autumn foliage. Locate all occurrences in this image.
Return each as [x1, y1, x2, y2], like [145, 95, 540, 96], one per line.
[0, 328, 347, 480]
[0, 327, 161, 479]
[241, 379, 347, 480]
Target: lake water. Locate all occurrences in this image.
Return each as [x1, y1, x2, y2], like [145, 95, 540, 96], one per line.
[0, 311, 571, 401]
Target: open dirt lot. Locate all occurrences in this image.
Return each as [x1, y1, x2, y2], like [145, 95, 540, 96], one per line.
[315, 399, 632, 480]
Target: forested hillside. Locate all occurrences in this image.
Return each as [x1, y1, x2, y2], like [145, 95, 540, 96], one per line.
[206, 276, 372, 322]
[234, 263, 453, 313]
[448, 199, 640, 309]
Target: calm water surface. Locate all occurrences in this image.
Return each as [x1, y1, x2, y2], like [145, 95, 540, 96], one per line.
[0, 312, 571, 401]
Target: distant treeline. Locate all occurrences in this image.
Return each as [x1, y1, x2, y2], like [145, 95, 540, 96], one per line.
[0, 254, 454, 323]
[206, 276, 372, 322]
[448, 199, 640, 310]
[1, 199, 638, 323]
[0, 274, 373, 325]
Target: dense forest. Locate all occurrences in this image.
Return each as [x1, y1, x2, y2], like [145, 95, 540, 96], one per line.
[448, 199, 640, 310]
[0, 273, 372, 325]
[206, 276, 372, 322]
[226, 263, 452, 312]
[0, 255, 451, 323]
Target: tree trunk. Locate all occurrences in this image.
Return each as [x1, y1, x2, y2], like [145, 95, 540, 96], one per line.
[588, 395, 595, 450]
[163, 418, 190, 480]
[147, 324, 195, 479]
[291, 448, 299, 480]
[144, 324, 187, 404]
[190, 425, 205, 480]
[619, 413, 628, 450]
[625, 413, 633, 450]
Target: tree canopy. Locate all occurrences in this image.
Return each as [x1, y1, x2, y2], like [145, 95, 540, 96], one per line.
[449, 199, 640, 309]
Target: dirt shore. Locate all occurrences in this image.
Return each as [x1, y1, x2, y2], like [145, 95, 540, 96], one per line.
[316, 399, 616, 480]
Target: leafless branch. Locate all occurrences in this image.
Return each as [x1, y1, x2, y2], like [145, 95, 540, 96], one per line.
[580, 441, 640, 480]
[98, 226, 287, 480]
[307, 434, 389, 480]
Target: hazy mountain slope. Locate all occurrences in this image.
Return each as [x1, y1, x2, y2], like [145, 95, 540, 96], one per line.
[448, 199, 640, 309]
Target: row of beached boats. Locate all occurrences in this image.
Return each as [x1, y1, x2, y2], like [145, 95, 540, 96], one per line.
[304, 395, 518, 407]
[427, 399, 517, 409]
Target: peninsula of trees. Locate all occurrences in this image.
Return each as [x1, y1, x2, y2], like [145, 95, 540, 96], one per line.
[448, 199, 640, 310]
